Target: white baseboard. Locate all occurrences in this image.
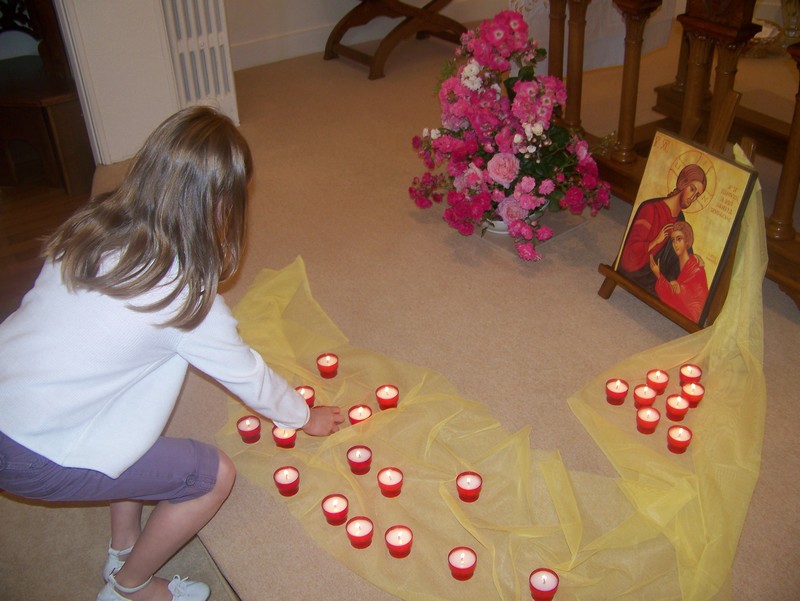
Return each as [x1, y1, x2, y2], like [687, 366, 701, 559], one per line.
[231, 0, 506, 71]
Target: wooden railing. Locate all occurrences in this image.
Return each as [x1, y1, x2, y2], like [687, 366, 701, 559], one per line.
[546, 0, 800, 309]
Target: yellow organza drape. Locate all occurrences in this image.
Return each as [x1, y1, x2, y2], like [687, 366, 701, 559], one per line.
[216, 146, 765, 600]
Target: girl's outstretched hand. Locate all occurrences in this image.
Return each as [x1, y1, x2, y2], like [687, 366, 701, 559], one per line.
[302, 406, 344, 436]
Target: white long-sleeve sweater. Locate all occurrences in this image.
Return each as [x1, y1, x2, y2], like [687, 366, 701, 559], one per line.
[0, 261, 309, 478]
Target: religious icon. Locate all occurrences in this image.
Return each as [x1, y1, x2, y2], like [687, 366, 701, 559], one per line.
[600, 130, 757, 329]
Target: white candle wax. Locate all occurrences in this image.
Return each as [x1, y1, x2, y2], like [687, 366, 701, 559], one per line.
[667, 396, 689, 410]
[385, 527, 412, 545]
[681, 365, 697, 377]
[346, 519, 373, 537]
[611, 380, 627, 392]
[273, 428, 295, 439]
[322, 495, 348, 513]
[318, 355, 337, 366]
[276, 467, 298, 483]
[378, 469, 401, 484]
[297, 387, 313, 399]
[349, 406, 371, 420]
[377, 385, 397, 399]
[637, 408, 659, 423]
[239, 418, 258, 431]
[448, 548, 477, 569]
[671, 427, 691, 441]
[530, 570, 558, 591]
[457, 473, 482, 490]
[637, 385, 655, 398]
[649, 370, 668, 383]
[347, 447, 371, 462]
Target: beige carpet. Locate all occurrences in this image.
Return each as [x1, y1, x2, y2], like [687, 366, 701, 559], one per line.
[2, 19, 798, 601]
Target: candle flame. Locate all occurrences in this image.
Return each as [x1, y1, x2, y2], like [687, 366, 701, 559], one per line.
[615, 379, 621, 389]
[283, 469, 289, 481]
[356, 450, 361, 459]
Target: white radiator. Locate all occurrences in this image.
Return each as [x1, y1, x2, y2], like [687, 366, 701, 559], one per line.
[161, 0, 239, 124]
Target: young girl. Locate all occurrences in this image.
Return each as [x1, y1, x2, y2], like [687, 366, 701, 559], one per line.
[0, 106, 343, 601]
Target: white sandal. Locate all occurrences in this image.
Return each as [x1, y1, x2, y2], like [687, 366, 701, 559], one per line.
[103, 541, 133, 582]
[97, 572, 210, 601]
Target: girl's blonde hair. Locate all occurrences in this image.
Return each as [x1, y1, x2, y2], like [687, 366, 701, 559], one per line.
[44, 106, 252, 330]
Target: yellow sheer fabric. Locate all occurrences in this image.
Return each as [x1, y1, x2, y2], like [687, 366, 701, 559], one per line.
[215, 147, 765, 600]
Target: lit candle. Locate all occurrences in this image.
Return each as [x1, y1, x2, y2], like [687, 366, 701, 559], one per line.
[345, 517, 374, 549]
[456, 471, 483, 503]
[295, 385, 316, 408]
[447, 546, 477, 580]
[679, 363, 703, 386]
[316, 353, 339, 378]
[605, 378, 629, 405]
[384, 525, 413, 558]
[633, 384, 657, 408]
[529, 568, 559, 601]
[236, 415, 261, 444]
[646, 369, 670, 394]
[681, 382, 705, 407]
[320, 493, 349, 525]
[665, 394, 690, 421]
[636, 406, 661, 434]
[348, 404, 372, 425]
[375, 384, 400, 410]
[272, 426, 297, 449]
[346, 445, 372, 475]
[667, 425, 693, 454]
[272, 466, 299, 496]
[377, 467, 404, 498]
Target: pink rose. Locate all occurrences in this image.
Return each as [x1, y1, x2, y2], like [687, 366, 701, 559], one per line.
[486, 153, 519, 188]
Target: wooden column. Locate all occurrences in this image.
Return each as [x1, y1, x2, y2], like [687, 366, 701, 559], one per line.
[563, 0, 592, 131]
[611, 0, 663, 164]
[766, 43, 800, 241]
[677, 1, 760, 141]
[547, 0, 567, 78]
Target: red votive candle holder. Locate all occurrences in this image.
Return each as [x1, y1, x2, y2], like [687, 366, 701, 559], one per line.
[375, 384, 399, 410]
[456, 471, 482, 502]
[236, 415, 261, 444]
[272, 466, 300, 496]
[529, 568, 559, 601]
[605, 378, 629, 405]
[348, 404, 372, 425]
[665, 394, 690, 421]
[448, 546, 477, 581]
[679, 363, 703, 386]
[346, 445, 372, 475]
[377, 467, 404, 498]
[633, 384, 657, 408]
[667, 425, 693, 454]
[681, 382, 705, 407]
[321, 493, 349, 525]
[316, 353, 339, 378]
[646, 369, 670, 394]
[384, 525, 413, 558]
[272, 426, 297, 449]
[636, 407, 661, 434]
[345, 517, 374, 549]
[295, 385, 315, 408]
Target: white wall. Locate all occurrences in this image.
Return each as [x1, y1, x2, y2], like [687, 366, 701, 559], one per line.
[225, 0, 507, 70]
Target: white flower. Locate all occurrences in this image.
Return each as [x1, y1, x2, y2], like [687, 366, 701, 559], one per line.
[513, 133, 523, 144]
[430, 128, 441, 140]
[531, 122, 544, 136]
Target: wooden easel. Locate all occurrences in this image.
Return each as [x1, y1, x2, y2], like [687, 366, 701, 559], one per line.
[597, 92, 756, 332]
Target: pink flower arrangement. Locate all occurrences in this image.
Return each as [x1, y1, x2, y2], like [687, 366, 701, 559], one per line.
[409, 10, 611, 261]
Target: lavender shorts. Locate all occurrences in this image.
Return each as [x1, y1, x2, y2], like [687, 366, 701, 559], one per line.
[0, 431, 219, 504]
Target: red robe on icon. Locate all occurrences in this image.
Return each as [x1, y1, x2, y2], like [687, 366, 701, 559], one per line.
[654, 254, 709, 322]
